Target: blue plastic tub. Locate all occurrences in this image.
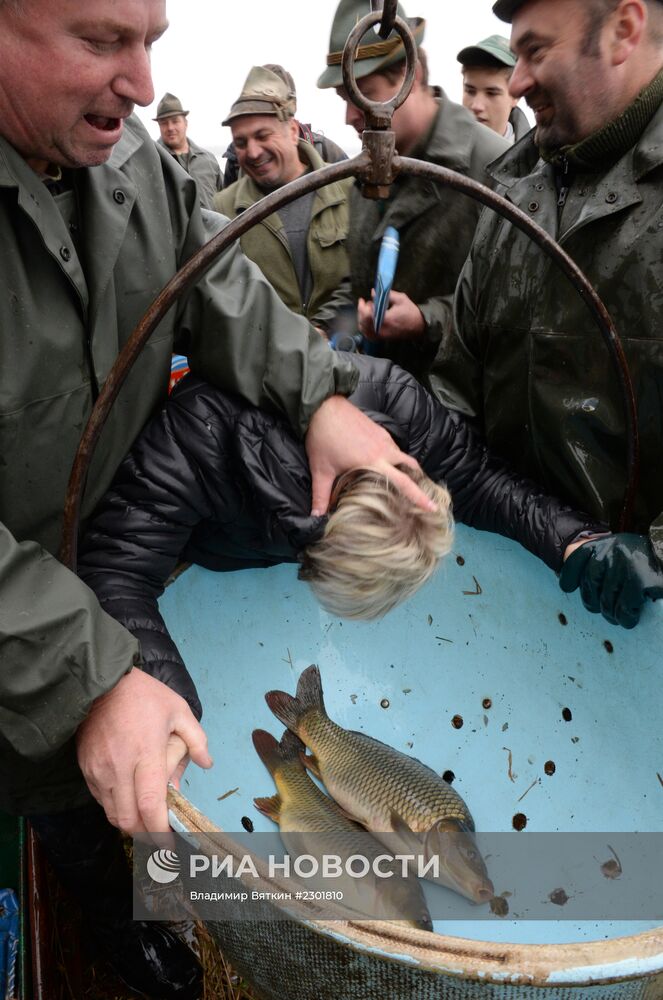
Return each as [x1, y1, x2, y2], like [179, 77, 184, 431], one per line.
[161, 523, 663, 997]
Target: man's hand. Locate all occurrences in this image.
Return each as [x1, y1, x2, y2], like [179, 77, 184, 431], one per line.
[560, 533, 663, 628]
[358, 290, 425, 341]
[305, 394, 435, 516]
[76, 669, 212, 834]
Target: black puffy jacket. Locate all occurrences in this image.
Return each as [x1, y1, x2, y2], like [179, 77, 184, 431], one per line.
[78, 355, 603, 719]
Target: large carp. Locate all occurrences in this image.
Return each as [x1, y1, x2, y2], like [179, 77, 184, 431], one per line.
[266, 666, 493, 905]
[253, 729, 433, 929]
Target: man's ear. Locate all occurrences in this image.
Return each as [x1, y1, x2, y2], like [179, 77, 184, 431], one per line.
[610, 0, 647, 66]
[288, 117, 300, 142]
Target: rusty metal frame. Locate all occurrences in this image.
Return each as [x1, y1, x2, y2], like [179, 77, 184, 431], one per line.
[59, 7, 639, 569]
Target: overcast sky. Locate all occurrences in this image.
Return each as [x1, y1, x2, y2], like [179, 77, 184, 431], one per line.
[135, 0, 521, 159]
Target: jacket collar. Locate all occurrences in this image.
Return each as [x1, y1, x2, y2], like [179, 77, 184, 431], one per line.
[157, 135, 207, 159]
[632, 96, 663, 178]
[0, 115, 145, 186]
[0, 119, 142, 318]
[186, 137, 204, 158]
[364, 88, 497, 239]
[488, 95, 663, 190]
[0, 115, 147, 187]
[232, 138, 347, 216]
[233, 410, 326, 553]
[0, 135, 44, 189]
[509, 105, 532, 143]
[417, 87, 487, 173]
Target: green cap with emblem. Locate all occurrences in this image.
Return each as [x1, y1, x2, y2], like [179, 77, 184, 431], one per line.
[317, 0, 425, 90]
[457, 34, 516, 69]
[153, 93, 189, 121]
[222, 66, 296, 126]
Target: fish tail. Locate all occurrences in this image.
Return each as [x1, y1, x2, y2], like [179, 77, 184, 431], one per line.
[296, 665, 326, 713]
[254, 795, 281, 823]
[279, 729, 307, 761]
[265, 664, 327, 734]
[252, 729, 283, 776]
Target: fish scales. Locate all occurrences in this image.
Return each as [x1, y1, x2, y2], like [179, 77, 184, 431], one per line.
[252, 729, 433, 929]
[274, 679, 474, 833]
[265, 666, 494, 905]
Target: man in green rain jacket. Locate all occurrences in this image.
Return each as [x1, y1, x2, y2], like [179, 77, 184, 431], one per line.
[0, 2, 430, 995]
[318, 0, 509, 388]
[214, 66, 351, 328]
[438, 0, 663, 566]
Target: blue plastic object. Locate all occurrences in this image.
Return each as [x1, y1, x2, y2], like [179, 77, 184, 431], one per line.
[161, 523, 663, 994]
[0, 889, 18, 1000]
[372, 226, 399, 335]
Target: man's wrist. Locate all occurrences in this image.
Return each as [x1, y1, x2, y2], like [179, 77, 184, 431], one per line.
[563, 531, 612, 562]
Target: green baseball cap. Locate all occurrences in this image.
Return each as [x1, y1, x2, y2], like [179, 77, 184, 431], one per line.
[223, 66, 295, 126]
[457, 35, 516, 69]
[317, 0, 425, 90]
[153, 93, 189, 121]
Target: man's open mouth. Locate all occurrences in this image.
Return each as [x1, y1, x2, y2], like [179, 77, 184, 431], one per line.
[84, 115, 122, 131]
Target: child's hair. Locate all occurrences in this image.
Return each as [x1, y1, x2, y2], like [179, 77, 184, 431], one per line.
[298, 465, 453, 620]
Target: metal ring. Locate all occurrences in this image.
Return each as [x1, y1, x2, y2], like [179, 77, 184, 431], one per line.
[341, 13, 416, 121]
[59, 159, 640, 567]
[371, 0, 398, 38]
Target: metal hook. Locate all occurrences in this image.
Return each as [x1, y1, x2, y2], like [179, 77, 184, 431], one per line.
[371, 0, 398, 38]
[341, 11, 416, 130]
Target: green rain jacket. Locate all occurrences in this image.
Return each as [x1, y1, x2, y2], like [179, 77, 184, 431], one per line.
[330, 88, 509, 387]
[0, 116, 358, 814]
[214, 141, 351, 327]
[158, 136, 224, 210]
[438, 100, 663, 557]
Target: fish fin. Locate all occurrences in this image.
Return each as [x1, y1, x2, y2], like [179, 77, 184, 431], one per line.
[251, 729, 282, 776]
[253, 795, 281, 823]
[295, 664, 327, 715]
[265, 665, 327, 734]
[389, 809, 421, 851]
[300, 750, 322, 780]
[435, 816, 475, 834]
[423, 824, 440, 866]
[253, 730, 307, 776]
[279, 729, 307, 761]
[389, 809, 416, 837]
[264, 690, 302, 734]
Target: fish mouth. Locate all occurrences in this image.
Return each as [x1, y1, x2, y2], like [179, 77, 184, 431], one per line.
[444, 873, 494, 905]
[472, 880, 495, 904]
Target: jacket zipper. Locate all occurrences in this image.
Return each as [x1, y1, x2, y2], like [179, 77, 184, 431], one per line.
[557, 155, 571, 209]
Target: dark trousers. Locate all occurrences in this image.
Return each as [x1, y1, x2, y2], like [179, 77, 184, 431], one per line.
[29, 800, 132, 920]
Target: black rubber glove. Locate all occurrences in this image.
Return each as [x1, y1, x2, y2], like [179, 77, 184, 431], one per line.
[559, 533, 663, 629]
